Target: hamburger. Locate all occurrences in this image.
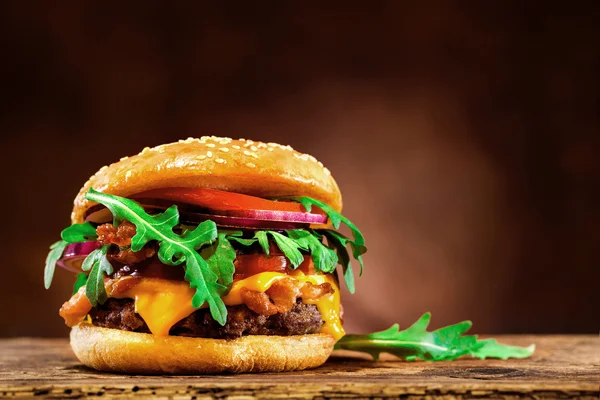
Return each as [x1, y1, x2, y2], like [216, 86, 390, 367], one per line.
[44, 136, 366, 374]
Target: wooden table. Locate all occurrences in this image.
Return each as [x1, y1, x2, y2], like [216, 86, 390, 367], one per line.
[1, 335, 597, 399]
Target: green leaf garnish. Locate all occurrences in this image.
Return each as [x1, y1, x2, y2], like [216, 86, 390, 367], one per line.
[267, 231, 306, 268]
[61, 222, 98, 243]
[205, 232, 236, 289]
[334, 313, 535, 361]
[85, 188, 227, 325]
[44, 240, 68, 289]
[44, 223, 100, 290]
[471, 339, 536, 360]
[225, 229, 348, 287]
[81, 245, 112, 306]
[284, 196, 365, 247]
[72, 273, 88, 294]
[255, 231, 270, 256]
[321, 230, 356, 293]
[286, 230, 338, 273]
[278, 196, 367, 285]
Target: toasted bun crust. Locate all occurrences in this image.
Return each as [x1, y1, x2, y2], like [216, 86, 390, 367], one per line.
[72, 136, 341, 224]
[70, 323, 336, 374]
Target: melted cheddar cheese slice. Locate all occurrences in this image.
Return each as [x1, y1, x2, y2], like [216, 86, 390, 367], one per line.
[111, 271, 344, 340]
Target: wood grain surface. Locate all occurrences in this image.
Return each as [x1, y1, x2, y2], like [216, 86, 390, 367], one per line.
[1, 335, 598, 399]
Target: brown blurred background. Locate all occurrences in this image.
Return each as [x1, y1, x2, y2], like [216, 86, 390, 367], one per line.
[0, 2, 598, 337]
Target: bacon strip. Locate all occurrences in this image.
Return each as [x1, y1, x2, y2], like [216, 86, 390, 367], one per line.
[59, 287, 91, 327]
[97, 221, 156, 264]
[241, 278, 334, 316]
[59, 277, 141, 327]
[97, 221, 136, 247]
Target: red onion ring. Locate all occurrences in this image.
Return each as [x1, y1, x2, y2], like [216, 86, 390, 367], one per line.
[56, 241, 101, 273]
[85, 200, 326, 227]
[179, 212, 308, 230]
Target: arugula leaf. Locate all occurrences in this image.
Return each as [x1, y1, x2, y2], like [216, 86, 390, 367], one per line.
[45, 223, 99, 290]
[284, 196, 365, 247]
[321, 230, 355, 293]
[81, 245, 112, 306]
[471, 339, 536, 360]
[227, 234, 258, 247]
[225, 229, 343, 278]
[44, 240, 68, 289]
[286, 230, 338, 273]
[205, 232, 236, 288]
[334, 313, 535, 361]
[72, 273, 88, 294]
[61, 222, 98, 243]
[267, 231, 306, 267]
[255, 231, 270, 256]
[321, 229, 366, 276]
[85, 188, 227, 325]
[278, 196, 367, 282]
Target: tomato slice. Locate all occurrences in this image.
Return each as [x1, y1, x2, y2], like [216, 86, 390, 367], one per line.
[234, 254, 317, 280]
[132, 187, 305, 213]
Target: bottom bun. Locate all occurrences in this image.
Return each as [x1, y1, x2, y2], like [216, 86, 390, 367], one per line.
[70, 322, 336, 374]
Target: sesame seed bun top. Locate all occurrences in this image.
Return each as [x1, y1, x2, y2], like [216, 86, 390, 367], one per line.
[71, 136, 342, 224]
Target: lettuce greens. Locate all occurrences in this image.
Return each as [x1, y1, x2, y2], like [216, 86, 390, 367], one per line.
[44, 190, 367, 325]
[44, 222, 99, 289]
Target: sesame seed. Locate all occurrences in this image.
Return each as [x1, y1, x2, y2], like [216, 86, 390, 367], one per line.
[219, 147, 229, 152]
[232, 145, 241, 149]
[257, 143, 267, 148]
[293, 153, 302, 159]
[246, 162, 256, 168]
[196, 155, 206, 160]
[267, 142, 277, 147]
[323, 167, 331, 176]
[206, 143, 216, 148]
[120, 156, 129, 161]
[125, 170, 132, 179]
[317, 161, 323, 167]
[215, 158, 226, 164]
[243, 150, 252, 156]
[206, 151, 213, 157]
[250, 145, 258, 151]
[243, 150, 258, 158]
[243, 142, 252, 148]
[240, 138, 246, 141]
[268, 148, 274, 151]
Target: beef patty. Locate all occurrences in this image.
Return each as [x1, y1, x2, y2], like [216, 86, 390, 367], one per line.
[90, 298, 324, 339]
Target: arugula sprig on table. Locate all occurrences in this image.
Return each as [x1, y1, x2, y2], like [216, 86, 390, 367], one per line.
[334, 313, 535, 361]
